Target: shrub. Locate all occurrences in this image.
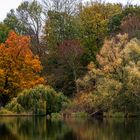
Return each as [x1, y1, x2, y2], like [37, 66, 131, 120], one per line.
[55, 93, 70, 112]
[12, 103, 25, 113]
[6, 85, 69, 115]
[6, 98, 17, 110]
[6, 98, 25, 114]
[0, 108, 14, 115]
[71, 93, 95, 113]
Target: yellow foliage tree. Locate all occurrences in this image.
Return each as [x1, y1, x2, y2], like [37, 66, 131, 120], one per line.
[0, 31, 44, 97]
[79, 2, 122, 62]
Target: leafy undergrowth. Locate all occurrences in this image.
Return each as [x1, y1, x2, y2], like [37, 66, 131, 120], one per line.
[0, 108, 14, 115]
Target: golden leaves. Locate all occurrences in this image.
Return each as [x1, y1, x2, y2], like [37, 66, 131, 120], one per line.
[0, 31, 44, 96]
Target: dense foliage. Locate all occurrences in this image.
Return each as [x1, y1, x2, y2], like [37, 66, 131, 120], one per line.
[0, 0, 140, 117]
[5, 85, 69, 115]
[78, 34, 140, 116]
[0, 31, 44, 106]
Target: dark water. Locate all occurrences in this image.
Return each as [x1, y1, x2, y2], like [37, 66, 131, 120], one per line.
[0, 117, 140, 140]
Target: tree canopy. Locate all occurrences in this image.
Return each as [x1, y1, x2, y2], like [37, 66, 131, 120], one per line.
[0, 31, 44, 98]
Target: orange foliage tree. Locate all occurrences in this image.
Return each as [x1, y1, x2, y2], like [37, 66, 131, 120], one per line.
[0, 31, 44, 97]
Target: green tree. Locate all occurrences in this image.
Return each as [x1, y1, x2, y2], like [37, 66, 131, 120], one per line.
[43, 10, 83, 96]
[4, 9, 26, 35]
[4, 1, 44, 56]
[6, 85, 69, 115]
[44, 10, 81, 51]
[0, 23, 11, 43]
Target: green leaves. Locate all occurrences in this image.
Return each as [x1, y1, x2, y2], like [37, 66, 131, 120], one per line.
[6, 85, 69, 115]
[0, 23, 11, 43]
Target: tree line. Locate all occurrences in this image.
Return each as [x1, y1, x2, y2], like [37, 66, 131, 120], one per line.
[0, 0, 140, 116]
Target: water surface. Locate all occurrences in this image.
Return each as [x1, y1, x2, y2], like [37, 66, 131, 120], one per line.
[0, 117, 139, 140]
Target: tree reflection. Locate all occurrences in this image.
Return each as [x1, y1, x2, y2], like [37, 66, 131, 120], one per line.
[0, 117, 140, 140]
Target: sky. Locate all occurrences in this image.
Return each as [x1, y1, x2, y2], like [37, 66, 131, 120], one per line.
[0, 0, 23, 21]
[0, 0, 140, 21]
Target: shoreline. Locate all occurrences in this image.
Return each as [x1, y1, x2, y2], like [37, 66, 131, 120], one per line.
[0, 114, 139, 118]
[0, 114, 46, 117]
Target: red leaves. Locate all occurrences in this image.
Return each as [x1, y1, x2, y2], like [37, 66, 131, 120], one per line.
[58, 40, 83, 59]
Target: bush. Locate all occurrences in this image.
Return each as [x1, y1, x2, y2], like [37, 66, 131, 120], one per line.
[0, 108, 14, 115]
[6, 85, 69, 115]
[6, 98, 25, 114]
[70, 93, 99, 114]
[12, 103, 25, 113]
[55, 94, 70, 112]
[6, 98, 17, 110]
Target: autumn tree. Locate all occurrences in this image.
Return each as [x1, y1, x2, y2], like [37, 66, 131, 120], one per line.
[0, 31, 44, 101]
[79, 1, 122, 63]
[78, 34, 140, 115]
[109, 5, 140, 38]
[120, 14, 140, 39]
[43, 10, 83, 95]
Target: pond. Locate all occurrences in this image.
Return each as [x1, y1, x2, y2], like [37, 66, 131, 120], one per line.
[0, 117, 139, 140]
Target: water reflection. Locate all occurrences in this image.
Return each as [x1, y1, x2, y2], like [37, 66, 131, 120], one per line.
[0, 117, 140, 140]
